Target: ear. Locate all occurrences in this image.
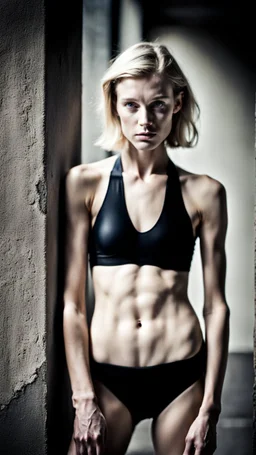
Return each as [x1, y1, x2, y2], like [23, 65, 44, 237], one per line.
[173, 91, 183, 114]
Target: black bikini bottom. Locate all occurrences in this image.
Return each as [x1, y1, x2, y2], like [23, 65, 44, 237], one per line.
[90, 341, 207, 426]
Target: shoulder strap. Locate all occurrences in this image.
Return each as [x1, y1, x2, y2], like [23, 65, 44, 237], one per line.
[111, 154, 122, 176]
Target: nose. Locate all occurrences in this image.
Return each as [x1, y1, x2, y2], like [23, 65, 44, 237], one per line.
[138, 107, 153, 127]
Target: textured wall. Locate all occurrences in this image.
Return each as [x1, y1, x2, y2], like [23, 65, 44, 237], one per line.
[0, 0, 82, 453]
[0, 0, 47, 453]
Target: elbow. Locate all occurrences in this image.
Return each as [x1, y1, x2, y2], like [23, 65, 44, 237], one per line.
[63, 301, 77, 325]
[63, 299, 77, 313]
[63, 300, 88, 333]
[203, 299, 230, 318]
[63, 289, 85, 312]
[63, 298, 85, 320]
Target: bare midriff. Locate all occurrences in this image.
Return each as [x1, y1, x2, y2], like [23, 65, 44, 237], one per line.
[89, 263, 203, 367]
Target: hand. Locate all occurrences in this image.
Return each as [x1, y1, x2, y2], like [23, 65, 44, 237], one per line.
[183, 413, 217, 455]
[73, 403, 107, 455]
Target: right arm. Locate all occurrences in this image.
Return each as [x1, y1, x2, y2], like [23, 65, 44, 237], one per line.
[63, 166, 106, 455]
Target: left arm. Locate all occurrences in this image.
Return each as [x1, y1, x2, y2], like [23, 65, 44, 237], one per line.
[184, 177, 230, 455]
[199, 177, 230, 419]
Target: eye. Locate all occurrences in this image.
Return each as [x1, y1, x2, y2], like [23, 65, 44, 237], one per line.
[124, 101, 138, 109]
[151, 100, 166, 109]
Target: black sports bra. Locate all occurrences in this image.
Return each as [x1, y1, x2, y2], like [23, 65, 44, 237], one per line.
[88, 154, 197, 271]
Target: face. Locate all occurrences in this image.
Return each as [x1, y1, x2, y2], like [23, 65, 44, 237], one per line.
[115, 74, 182, 152]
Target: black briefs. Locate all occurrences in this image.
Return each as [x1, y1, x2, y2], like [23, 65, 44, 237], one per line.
[88, 154, 197, 271]
[90, 342, 207, 426]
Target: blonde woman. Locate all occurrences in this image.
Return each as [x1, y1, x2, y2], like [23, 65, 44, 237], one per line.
[63, 41, 229, 455]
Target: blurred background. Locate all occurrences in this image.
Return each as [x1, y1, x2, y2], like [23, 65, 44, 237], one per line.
[82, 1, 254, 454]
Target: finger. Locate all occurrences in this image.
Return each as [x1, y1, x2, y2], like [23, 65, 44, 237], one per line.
[85, 437, 95, 455]
[74, 439, 81, 455]
[96, 441, 104, 455]
[203, 424, 210, 441]
[75, 439, 87, 455]
[183, 440, 194, 455]
[194, 444, 204, 455]
[95, 437, 105, 455]
[87, 444, 96, 455]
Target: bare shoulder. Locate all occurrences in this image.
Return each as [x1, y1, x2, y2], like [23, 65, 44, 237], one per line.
[65, 154, 118, 208]
[176, 164, 227, 211]
[66, 154, 117, 186]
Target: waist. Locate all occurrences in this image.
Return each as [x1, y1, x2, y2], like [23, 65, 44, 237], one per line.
[90, 309, 203, 367]
[90, 339, 206, 371]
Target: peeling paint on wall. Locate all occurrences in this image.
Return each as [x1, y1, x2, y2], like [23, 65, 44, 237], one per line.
[36, 178, 47, 214]
[0, 363, 47, 454]
[0, 361, 45, 410]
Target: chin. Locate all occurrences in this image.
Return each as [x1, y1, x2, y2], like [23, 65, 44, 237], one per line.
[134, 145, 156, 153]
[130, 140, 159, 151]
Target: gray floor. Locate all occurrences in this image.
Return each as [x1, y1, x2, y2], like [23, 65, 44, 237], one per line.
[126, 352, 253, 455]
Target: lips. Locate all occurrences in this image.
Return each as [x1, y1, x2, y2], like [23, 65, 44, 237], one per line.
[135, 132, 156, 138]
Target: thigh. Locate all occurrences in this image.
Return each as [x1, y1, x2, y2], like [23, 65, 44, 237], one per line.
[94, 380, 134, 455]
[151, 378, 204, 455]
[68, 380, 134, 455]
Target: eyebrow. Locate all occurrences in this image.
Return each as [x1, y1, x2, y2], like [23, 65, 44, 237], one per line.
[121, 96, 171, 101]
[152, 96, 170, 100]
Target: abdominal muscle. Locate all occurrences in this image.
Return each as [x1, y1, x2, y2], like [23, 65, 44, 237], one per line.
[89, 263, 203, 367]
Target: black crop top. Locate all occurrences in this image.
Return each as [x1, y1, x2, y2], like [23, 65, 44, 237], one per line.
[88, 154, 197, 271]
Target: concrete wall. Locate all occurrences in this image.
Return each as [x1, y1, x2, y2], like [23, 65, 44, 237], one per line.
[0, 0, 82, 454]
[0, 1, 47, 453]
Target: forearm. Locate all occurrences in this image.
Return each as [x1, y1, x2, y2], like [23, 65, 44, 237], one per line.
[199, 302, 230, 420]
[63, 303, 96, 407]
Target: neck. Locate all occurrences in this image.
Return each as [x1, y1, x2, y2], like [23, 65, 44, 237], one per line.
[120, 146, 170, 180]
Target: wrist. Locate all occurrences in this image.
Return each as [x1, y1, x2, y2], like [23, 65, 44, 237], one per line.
[199, 403, 221, 422]
[72, 390, 98, 409]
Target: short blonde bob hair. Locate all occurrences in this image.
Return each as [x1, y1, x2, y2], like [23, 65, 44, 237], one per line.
[95, 41, 200, 151]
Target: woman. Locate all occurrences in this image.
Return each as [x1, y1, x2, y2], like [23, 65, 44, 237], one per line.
[63, 41, 230, 455]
